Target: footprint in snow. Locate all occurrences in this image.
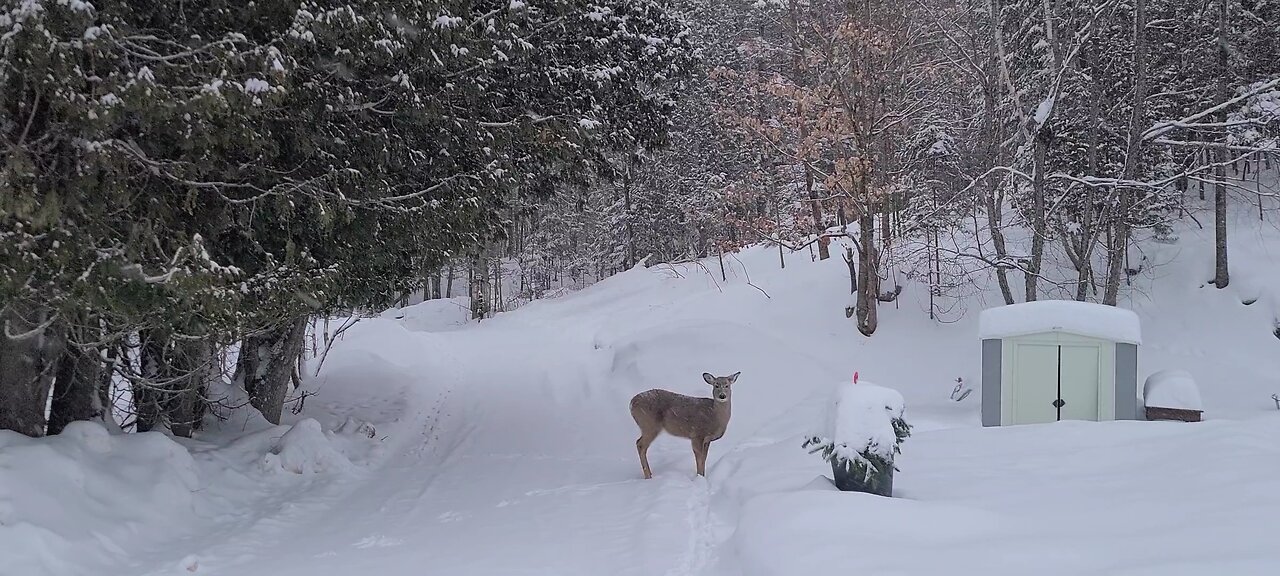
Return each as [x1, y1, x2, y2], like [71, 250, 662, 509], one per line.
[353, 535, 404, 549]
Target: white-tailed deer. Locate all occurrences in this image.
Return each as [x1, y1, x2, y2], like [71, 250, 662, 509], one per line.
[629, 372, 740, 479]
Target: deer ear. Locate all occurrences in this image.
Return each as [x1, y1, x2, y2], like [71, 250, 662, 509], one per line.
[728, 372, 740, 384]
[703, 372, 715, 385]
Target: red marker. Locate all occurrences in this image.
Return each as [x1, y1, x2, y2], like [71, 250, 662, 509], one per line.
[853, 371, 859, 385]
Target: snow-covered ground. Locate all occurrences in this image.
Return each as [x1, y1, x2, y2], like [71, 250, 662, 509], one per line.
[4, 199, 1280, 576]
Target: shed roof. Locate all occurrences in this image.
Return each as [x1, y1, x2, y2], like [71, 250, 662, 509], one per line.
[978, 300, 1142, 344]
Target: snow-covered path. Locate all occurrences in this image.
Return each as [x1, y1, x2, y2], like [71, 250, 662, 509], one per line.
[134, 297, 745, 576]
[14, 232, 1280, 576]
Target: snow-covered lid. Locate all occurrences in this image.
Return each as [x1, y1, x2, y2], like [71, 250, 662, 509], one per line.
[1143, 369, 1202, 411]
[817, 379, 905, 462]
[978, 300, 1141, 344]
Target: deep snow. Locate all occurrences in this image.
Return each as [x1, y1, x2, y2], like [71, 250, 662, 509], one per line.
[3, 196, 1280, 576]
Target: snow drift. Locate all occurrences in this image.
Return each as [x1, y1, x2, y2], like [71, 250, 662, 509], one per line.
[0, 423, 199, 576]
[4, 201, 1280, 576]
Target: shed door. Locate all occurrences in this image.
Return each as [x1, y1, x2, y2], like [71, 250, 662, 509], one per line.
[1013, 343, 1060, 424]
[1010, 339, 1103, 424]
[1058, 344, 1100, 421]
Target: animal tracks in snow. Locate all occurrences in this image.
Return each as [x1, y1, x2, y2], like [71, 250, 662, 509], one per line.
[435, 511, 467, 523]
[353, 535, 404, 549]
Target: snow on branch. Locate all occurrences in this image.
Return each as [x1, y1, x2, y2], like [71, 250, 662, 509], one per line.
[1142, 77, 1280, 142]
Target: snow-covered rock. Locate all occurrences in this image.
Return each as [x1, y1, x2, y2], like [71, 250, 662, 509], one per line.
[979, 300, 1142, 344]
[1143, 369, 1203, 410]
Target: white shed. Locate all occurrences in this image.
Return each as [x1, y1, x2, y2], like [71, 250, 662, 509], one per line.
[979, 301, 1142, 427]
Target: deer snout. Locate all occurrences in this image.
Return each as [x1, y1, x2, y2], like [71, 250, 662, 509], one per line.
[716, 393, 728, 402]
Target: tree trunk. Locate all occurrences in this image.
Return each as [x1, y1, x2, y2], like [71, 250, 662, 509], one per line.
[808, 170, 829, 260]
[1212, 0, 1230, 289]
[236, 316, 309, 425]
[981, 37, 1015, 305]
[1078, 49, 1103, 303]
[47, 343, 105, 435]
[844, 246, 858, 296]
[134, 335, 161, 433]
[856, 213, 879, 336]
[136, 330, 213, 438]
[99, 342, 122, 431]
[718, 247, 727, 282]
[1026, 131, 1048, 302]
[623, 167, 636, 269]
[787, 0, 829, 260]
[170, 339, 215, 438]
[1199, 153, 1206, 200]
[880, 204, 892, 249]
[984, 183, 1015, 305]
[1213, 159, 1229, 288]
[469, 250, 489, 320]
[0, 304, 62, 437]
[1104, 0, 1147, 305]
[491, 257, 503, 312]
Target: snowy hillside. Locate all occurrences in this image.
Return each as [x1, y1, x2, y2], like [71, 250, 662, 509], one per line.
[6, 0, 1280, 575]
[4, 208, 1280, 576]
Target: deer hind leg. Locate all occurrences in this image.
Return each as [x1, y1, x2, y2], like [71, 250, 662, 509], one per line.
[636, 429, 659, 479]
[692, 438, 710, 477]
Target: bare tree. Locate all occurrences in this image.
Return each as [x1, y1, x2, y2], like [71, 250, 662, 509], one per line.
[1212, 0, 1230, 289]
[1103, 0, 1148, 305]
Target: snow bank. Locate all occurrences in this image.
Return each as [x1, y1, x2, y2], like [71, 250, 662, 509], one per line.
[813, 379, 905, 463]
[735, 489, 1002, 576]
[260, 418, 356, 475]
[0, 408, 375, 575]
[728, 417, 1280, 576]
[979, 300, 1142, 344]
[1143, 369, 1203, 410]
[0, 422, 199, 576]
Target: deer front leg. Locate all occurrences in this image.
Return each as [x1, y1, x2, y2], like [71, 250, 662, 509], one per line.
[636, 435, 655, 479]
[692, 438, 709, 477]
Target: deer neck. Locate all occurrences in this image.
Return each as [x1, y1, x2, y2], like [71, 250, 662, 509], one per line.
[713, 397, 732, 433]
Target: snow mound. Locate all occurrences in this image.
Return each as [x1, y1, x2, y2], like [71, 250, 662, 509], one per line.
[814, 379, 905, 462]
[979, 300, 1142, 344]
[1143, 369, 1203, 410]
[735, 489, 1002, 576]
[0, 422, 199, 576]
[385, 297, 471, 332]
[260, 418, 355, 475]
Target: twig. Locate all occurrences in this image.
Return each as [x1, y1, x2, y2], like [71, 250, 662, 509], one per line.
[313, 315, 364, 377]
[728, 253, 772, 299]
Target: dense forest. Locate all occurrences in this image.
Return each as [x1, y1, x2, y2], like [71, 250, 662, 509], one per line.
[2, 0, 1277, 438]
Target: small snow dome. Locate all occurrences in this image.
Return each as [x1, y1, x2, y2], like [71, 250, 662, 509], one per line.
[979, 301, 1142, 427]
[1143, 369, 1203, 422]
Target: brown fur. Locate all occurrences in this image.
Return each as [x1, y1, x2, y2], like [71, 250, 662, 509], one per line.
[629, 372, 738, 478]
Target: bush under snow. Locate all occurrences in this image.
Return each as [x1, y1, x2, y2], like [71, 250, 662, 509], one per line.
[806, 378, 909, 470]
